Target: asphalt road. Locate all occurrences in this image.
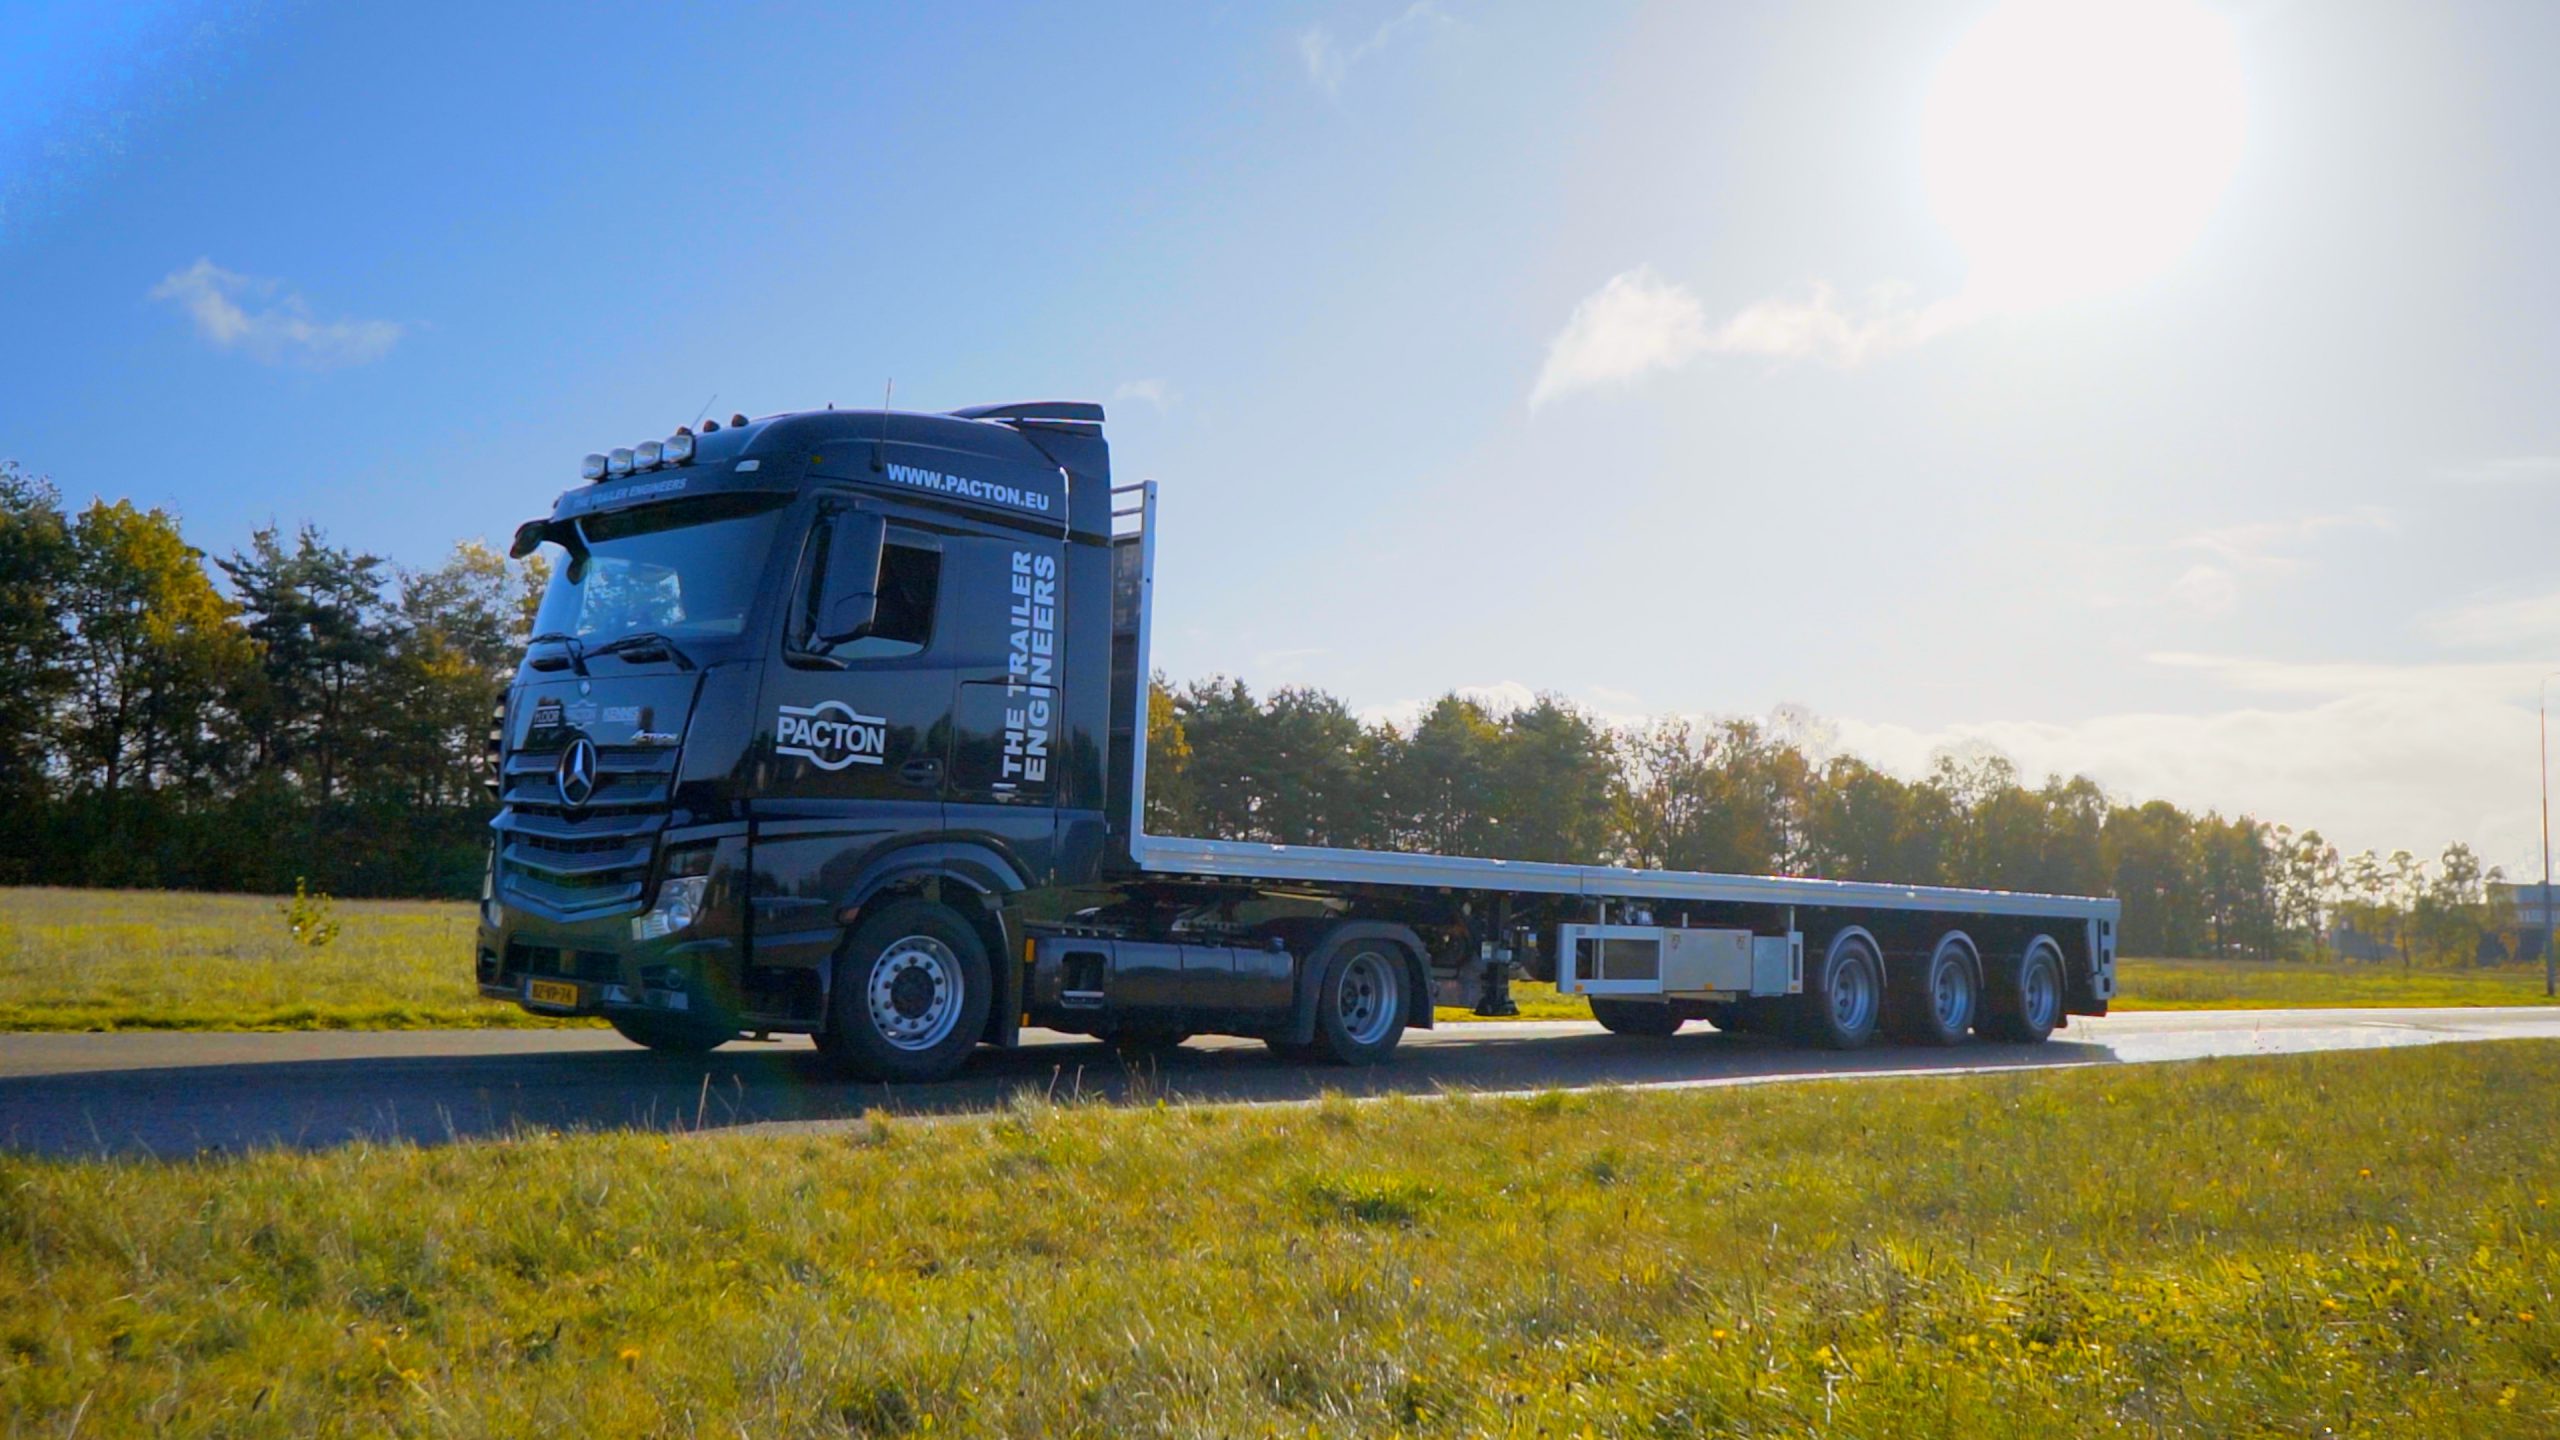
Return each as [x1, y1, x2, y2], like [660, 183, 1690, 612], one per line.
[3, 1006, 2555, 1158]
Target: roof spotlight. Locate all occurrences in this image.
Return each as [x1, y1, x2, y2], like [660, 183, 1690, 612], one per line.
[661, 431, 695, 465]
[608, 447, 635, 476]
[581, 453, 609, 481]
[634, 440, 663, 469]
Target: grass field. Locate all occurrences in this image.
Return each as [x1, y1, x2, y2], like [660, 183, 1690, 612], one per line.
[4, 1041, 2558, 1435]
[2112, 955, 2556, 1010]
[0, 887, 578, 1032]
[2, 885, 2552, 1032]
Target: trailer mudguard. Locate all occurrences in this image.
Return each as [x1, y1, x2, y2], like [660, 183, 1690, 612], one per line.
[1281, 921, 1434, 1045]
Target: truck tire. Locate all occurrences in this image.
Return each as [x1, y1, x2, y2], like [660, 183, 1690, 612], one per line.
[1981, 938, 2066, 1044]
[609, 1011, 734, 1056]
[1792, 932, 1885, 1050]
[815, 899, 993, 1083]
[1888, 935, 1979, 1046]
[1590, 997, 1685, 1037]
[1306, 941, 1409, 1065]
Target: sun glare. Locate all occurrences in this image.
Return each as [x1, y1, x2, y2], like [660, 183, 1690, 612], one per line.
[1923, 0, 2247, 309]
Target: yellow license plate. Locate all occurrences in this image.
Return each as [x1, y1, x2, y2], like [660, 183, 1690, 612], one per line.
[526, 979, 581, 1008]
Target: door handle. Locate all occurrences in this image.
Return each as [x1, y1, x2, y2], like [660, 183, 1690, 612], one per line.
[898, 758, 943, 788]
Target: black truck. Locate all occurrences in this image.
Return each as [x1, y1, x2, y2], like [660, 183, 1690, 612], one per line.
[478, 401, 2119, 1081]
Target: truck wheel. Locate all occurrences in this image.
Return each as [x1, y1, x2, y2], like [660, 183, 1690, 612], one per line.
[1590, 997, 1685, 1037]
[1889, 936, 1979, 1046]
[1307, 942, 1408, 1065]
[1793, 933, 1884, 1050]
[1981, 938, 2066, 1044]
[815, 899, 993, 1083]
[609, 1012, 734, 1056]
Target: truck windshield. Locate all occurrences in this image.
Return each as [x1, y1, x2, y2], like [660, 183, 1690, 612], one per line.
[531, 493, 788, 645]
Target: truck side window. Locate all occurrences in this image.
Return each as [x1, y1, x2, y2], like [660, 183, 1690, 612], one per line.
[863, 545, 940, 652]
[796, 529, 940, 662]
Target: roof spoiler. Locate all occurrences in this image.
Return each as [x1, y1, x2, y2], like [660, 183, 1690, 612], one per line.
[948, 400, 1105, 430]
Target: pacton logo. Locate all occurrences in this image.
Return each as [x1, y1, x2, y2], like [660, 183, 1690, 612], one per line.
[776, 701, 889, 771]
[881, 462, 1053, 514]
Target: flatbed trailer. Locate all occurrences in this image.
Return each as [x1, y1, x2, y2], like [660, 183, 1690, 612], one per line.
[477, 401, 2118, 1080]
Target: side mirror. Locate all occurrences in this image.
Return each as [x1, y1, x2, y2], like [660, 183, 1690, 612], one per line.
[510, 518, 585, 563]
[814, 511, 887, 646]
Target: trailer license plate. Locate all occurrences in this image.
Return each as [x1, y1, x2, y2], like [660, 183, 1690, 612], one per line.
[526, 979, 580, 1008]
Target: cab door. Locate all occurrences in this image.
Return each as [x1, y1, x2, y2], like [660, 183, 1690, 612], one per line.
[752, 505, 955, 913]
[944, 529, 1066, 886]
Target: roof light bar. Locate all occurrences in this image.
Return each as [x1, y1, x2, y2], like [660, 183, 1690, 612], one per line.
[634, 440, 663, 469]
[581, 453, 609, 481]
[662, 430, 695, 465]
[607, 448, 635, 477]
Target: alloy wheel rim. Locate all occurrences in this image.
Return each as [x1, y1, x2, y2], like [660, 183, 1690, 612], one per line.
[1336, 951, 1399, 1046]
[2024, 956, 2062, 1030]
[1830, 953, 1879, 1034]
[1933, 957, 1975, 1031]
[868, 935, 963, 1051]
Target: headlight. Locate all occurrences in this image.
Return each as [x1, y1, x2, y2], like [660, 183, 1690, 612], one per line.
[632, 875, 708, 942]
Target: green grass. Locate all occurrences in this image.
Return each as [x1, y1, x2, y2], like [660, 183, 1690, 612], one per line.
[1436, 959, 2560, 1025]
[7, 1042, 2560, 1435]
[0, 886, 583, 1032]
[2114, 955, 2557, 1010]
[4, 885, 2551, 1033]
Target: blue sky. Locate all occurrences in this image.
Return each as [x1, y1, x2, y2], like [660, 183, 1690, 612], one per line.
[6, 1, 2560, 870]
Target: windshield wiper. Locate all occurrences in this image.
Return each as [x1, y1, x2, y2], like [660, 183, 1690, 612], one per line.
[589, 631, 697, 671]
[526, 631, 587, 674]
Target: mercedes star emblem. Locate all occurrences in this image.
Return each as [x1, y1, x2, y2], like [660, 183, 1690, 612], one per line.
[555, 738, 598, 808]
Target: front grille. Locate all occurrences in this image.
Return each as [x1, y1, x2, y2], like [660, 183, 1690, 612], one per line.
[491, 745, 678, 917]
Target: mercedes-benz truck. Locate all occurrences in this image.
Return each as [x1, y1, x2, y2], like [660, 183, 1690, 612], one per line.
[476, 402, 2118, 1081]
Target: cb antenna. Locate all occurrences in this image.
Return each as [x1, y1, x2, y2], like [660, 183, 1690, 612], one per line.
[871, 378, 893, 472]
[691, 393, 718, 428]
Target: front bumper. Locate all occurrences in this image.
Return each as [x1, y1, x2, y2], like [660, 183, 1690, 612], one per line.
[475, 910, 737, 1019]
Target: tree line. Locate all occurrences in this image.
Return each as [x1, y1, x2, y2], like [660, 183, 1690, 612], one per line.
[1145, 678, 2519, 963]
[0, 462, 540, 896]
[0, 461, 2521, 960]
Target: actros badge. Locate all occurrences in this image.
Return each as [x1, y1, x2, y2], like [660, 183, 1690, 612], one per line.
[776, 701, 888, 770]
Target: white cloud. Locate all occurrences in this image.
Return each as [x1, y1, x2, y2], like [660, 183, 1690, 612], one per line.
[1528, 269, 1975, 406]
[1527, 268, 1709, 407]
[2166, 563, 2240, 616]
[2175, 506, 2391, 573]
[1112, 378, 1172, 409]
[2160, 505, 2391, 616]
[1298, 2, 1456, 97]
[2425, 590, 2560, 652]
[149, 258, 403, 369]
[2147, 650, 2550, 700]
[2436, 456, 2560, 485]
